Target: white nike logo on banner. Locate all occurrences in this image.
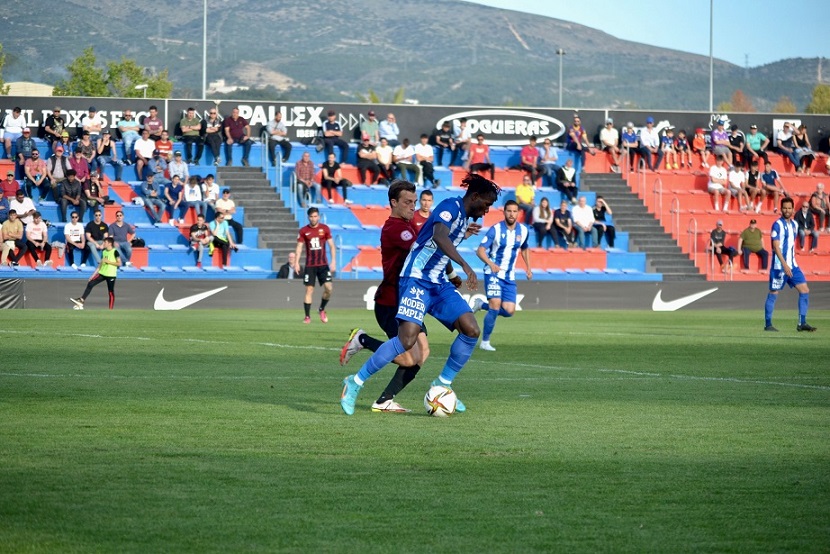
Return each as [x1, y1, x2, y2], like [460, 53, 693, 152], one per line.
[154, 286, 228, 310]
[651, 288, 718, 312]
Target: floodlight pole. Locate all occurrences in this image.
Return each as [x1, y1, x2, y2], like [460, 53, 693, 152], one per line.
[708, 0, 714, 113]
[556, 48, 566, 108]
[202, 0, 207, 100]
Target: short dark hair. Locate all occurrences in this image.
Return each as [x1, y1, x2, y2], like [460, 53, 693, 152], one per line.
[504, 200, 519, 209]
[781, 197, 794, 210]
[67, 169, 77, 176]
[149, 105, 158, 111]
[103, 237, 115, 245]
[419, 189, 433, 199]
[307, 207, 319, 216]
[420, 133, 428, 139]
[388, 179, 416, 204]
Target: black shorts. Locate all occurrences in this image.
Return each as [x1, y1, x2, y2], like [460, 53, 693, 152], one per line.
[303, 265, 331, 286]
[374, 303, 427, 339]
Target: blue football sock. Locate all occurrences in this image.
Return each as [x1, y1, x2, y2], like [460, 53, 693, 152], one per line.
[798, 292, 809, 325]
[356, 336, 405, 384]
[764, 292, 778, 327]
[438, 333, 479, 385]
[483, 309, 498, 341]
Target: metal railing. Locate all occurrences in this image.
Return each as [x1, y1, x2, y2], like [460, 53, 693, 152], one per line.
[668, 194, 680, 238]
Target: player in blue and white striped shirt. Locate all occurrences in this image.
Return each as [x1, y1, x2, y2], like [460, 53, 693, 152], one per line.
[473, 200, 533, 351]
[340, 174, 502, 415]
[765, 197, 816, 332]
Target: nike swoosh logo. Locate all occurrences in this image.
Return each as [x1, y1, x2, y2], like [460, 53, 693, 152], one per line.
[651, 287, 718, 312]
[154, 286, 228, 311]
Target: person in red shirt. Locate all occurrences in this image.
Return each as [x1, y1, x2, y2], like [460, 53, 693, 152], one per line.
[295, 207, 336, 324]
[411, 189, 433, 232]
[154, 129, 174, 162]
[222, 107, 252, 167]
[338, 180, 462, 412]
[466, 133, 494, 179]
[520, 136, 544, 185]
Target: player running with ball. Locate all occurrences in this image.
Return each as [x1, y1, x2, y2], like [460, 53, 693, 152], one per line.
[340, 173, 500, 415]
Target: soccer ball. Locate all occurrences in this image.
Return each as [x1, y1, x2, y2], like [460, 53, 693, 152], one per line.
[424, 385, 457, 417]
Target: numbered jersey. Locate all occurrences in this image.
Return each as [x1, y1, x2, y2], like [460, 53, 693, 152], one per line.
[298, 223, 332, 267]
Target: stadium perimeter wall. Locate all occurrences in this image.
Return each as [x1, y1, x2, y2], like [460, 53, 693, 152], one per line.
[6, 279, 830, 311]
[3, 97, 830, 150]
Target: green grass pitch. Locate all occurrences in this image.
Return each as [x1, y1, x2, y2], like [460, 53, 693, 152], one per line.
[1, 308, 828, 553]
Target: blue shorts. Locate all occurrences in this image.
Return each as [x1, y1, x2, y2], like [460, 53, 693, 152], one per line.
[484, 274, 517, 304]
[769, 267, 806, 292]
[397, 277, 471, 331]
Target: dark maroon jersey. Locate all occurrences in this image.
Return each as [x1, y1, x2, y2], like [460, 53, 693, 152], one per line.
[374, 216, 417, 307]
[297, 223, 332, 267]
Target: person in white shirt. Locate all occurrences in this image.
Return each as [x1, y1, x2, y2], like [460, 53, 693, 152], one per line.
[82, 107, 106, 145]
[599, 118, 622, 172]
[393, 138, 421, 184]
[375, 137, 395, 184]
[378, 113, 400, 147]
[9, 189, 37, 226]
[571, 196, 595, 248]
[201, 174, 220, 215]
[727, 165, 750, 212]
[708, 155, 731, 212]
[540, 138, 560, 187]
[63, 211, 87, 268]
[25, 211, 52, 266]
[133, 129, 157, 181]
[184, 176, 208, 217]
[414, 134, 439, 187]
[776, 122, 800, 170]
[451, 118, 471, 166]
[637, 117, 662, 171]
[168, 151, 190, 182]
[3, 107, 27, 159]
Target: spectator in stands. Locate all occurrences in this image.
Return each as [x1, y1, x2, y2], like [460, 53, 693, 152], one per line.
[621, 122, 639, 171]
[209, 212, 237, 267]
[82, 107, 105, 146]
[294, 151, 318, 206]
[415, 134, 439, 188]
[0, 195, 9, 224]
[378, 113, 400, 147]
[356, 133, 380, 185]
[164, 174, 187, 226]
[223, 107, 253, 167]
[23, 148, 48, 200]
[728, 125, 746, 169]
[708, 154, 730, 212]
[710, 120, 732, 167]
[168, 151, 189, 182]
[203, 108, 224, 166]
[84, 209, 109, 266]
[600, 119, 622, 173]
[709, 220, 738, 272]
[134, 129, 156, 180]
[148, 149, 171, 186]
[265, 111, 292, 166]
[661, 127, 677, 170]
[520, 136, 544, 184]
[809, 182, 828, 233]
[1, 210, 26, 266]
[776, 122, 799, 171]
[556, 158, 578, 204]
[761, 164, 788, 213]
[76, 131, 99, 178]
[321, 153, 353, 204]
[514, 175, 535, 224]
[215, 188, 244, 243]
[63, 212, 86, 268]
[746, 160, 765, 214]
[3, 107, 26, 160]
[466, 134, 494, 180]
[179, 107, 204, 165]
[738, 218, 769, 273]
[202, 174, 221, 215]
[189, 213, 212, 268]
[2, 171, 20, 199]
[430, 121, 454, 167]
[56, 131, 74, 155]
[108, 210, 134, 267]
[411, 189, 433, 231]
[531, 196, 556, 248]
[185, 176, 208, 218]
[744, 124, 769, 169]
[15, 128, 36, 180]
[60, 170, 87, 223]
[393, 138, 422, 184]
[10, 189, 36, 229]
[360, 110, 380, 146]
[96, 130, 123, 181]
[793, 124, 815, 175]
[144, 105, 164, 141]
[674, 129, 692, 169]
[84, 174, 108, 217]
[322, 110, 349, 164]
[692, 127, 711, 169]
[539, 138, 560, 187]
[376, 137, 395, 184]
[117, 110, 141, 165]
[24, 211, 52, 266]
[43, 107, 66, 145]
[553, 200, 574, 249]
[592, 196, 615, 249]
[140, 173, 165, 224]
[155, 129, 174, 162]
[795, 201, 818, 253]
[45, 145, 68, 202]
[727, 164, 750, 212]
[277, 251, 300, 279]
[566, 114, 594, 173]
[571, 196, 595, 249]
[451, 118, 471, 166]
[638, 117, 661, 171]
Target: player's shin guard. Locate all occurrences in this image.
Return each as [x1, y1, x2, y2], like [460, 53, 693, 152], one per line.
[356, 336, 405, 384]
[765, 292, 778, 327]
[798, 292, 809, 325]
[483, 308, 498, 342]
[438, 333, 478, 385]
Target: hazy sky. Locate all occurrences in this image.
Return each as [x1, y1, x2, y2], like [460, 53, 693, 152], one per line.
[466, 0, 826, 67]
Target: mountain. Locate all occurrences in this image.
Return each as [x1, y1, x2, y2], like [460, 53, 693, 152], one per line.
[0, 0, 822, 111]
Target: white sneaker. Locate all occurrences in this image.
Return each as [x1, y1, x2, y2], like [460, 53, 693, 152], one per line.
[71, 263, 78, 269]
[44, 260, 53, 266]
[371, 399, 411, 413]
[755, 203, 762, 214]
[479, 340, 496, 351]
[339, 328, 365, 366]
[170, 220, 177, 226]
[344, 199, 353, 205]
[471, 297, 486, 313]
[70, 297, 84, 309]
[80, 263, 86, 268]
[125, 261, 133, 267]
[36, 260, 43, 266]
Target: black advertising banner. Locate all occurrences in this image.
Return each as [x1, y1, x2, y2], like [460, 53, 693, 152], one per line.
[0, 279, 23, 309]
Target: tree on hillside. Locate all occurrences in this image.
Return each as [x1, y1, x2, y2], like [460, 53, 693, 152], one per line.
[356, 87, 406, 104]
[52, 47, 109, 97]
[804, 84, 830, 114]
[107, 57, 173, 99]
[0, 43, 11, 95]
[772, 96, 797, 114]
[717, 90, 756, 113]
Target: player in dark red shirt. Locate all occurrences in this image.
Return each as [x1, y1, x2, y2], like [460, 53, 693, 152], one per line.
[295, 207, 336, 324]
[411, 189, 433, 232]
[339, 180, 461, 412]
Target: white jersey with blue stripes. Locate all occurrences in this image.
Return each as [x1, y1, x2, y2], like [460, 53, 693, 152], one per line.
[401, 197, 470, 284]
[478, 221, 530, 281]
[770, 217, 798, 270]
